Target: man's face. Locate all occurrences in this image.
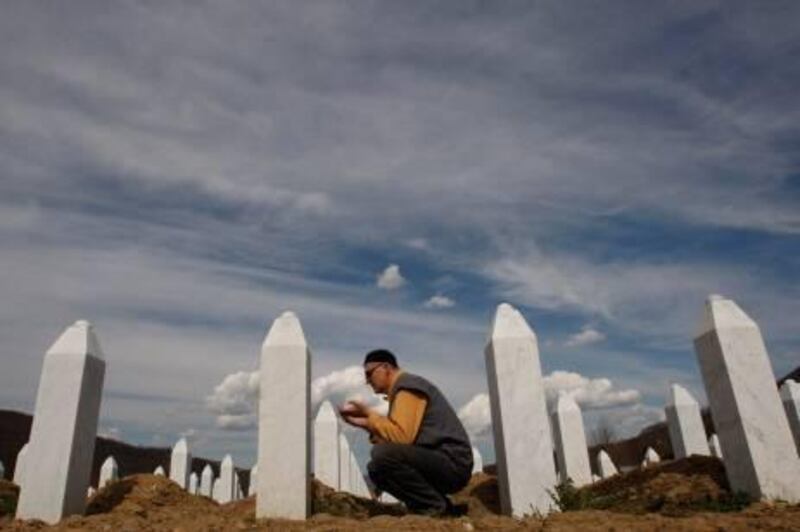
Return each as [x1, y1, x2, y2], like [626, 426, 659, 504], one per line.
[364, 362, 390, 394]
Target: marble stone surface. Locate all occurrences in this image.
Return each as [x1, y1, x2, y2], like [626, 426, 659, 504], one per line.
[248, 464, 258, 498]
[551, 393, 592, 487]
[170, 438, 192, 490]
[216, 454, 235, 503]
[200, 465, 214, 497]
[472, 447, 484, 475]
[13, 443, 28, 486]
[257, 311, 311, 519]
[597, 450, 617, 479]
[16, 321, 106, 524]
[694, 295, 800, 502]
[313, 401, 341, 490]
[591, 474, 600, 483]
[153, 466, 165, 476]
[665, 383, 710, 459]
[484, 303, 557, 516]
[708, 434, 723, 459]
[338, 434, 352, 493]
[99, 456, 118, 488]
[189, 472, 199, 495]
[780, 380, 800, 457]
[643, 447, 660, 465]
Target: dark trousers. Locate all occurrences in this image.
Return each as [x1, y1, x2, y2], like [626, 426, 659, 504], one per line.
[367, 443, 471, 513]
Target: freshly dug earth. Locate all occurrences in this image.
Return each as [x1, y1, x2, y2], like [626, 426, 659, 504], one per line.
[2, 457, 799, 530]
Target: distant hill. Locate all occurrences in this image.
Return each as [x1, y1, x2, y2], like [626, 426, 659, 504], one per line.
[0, 410, 251, 493]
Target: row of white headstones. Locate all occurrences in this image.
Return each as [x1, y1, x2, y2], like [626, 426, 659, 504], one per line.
[6, 295, 800, 523]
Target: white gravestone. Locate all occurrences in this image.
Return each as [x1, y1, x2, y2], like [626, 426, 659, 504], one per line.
[643, 447, 660, 466]
[257, 311, 311, 519]
[87, 487, 95, 499]
[170, 438, 192, 490]
[215, 454, 235, 504]
[551, 393, 592, 487]
[472, 447, 484, 475]
[780, 380, 800, 457]
[314, 401, 341, 489]
[708, 434, 723, 459]
[153, 466, 165, 476]
[338, 433, 352, 493]
[211, 479, 220, 501]
[99, 456, 118, 487]
[665, 384, 709, 459]
[13, 443, 28, 486]
[248, 464, 257, 497]
[597, 450, 618, 479]
[16, 321, 106, 524]
[485, 303, 557, 516]
[200, 465, 214, 497]
[694, 295, 800, 502]
[189, 472, 199, 495]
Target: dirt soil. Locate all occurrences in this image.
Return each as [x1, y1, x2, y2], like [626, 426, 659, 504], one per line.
[2, 457, 799, 531]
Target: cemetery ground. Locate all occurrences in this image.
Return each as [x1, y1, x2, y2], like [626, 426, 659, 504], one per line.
[2, 456, 799, 531]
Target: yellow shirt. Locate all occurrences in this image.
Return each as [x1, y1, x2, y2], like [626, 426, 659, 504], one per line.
[366, 371, 428, 444]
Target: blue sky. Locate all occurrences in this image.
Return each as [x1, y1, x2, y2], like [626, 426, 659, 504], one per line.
[1, 1, 798, 469]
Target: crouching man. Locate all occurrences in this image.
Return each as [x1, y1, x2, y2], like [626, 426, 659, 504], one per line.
[339, 349, 473, 516]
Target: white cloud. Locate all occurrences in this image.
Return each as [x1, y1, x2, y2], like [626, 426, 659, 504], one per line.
[456, 370, 641, 441]
[423, 294, 455, 309]
[543, 370, 640, 409]
[207, 365, 389, 431]
[457, 393, 492, 441]
[99, 426, 123, 441]
[376, 264, 405, 290]
[564, 326, 605, 347]
[206, 370, 260, 416]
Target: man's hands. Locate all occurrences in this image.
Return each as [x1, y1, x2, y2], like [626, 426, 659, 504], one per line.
[339, 400, 371, 430]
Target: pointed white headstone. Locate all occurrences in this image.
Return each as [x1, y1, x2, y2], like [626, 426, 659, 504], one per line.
[551, 393, 592, 487]
[13, 443, 28, 486]
[16, 321, 106, 524]
[380, 492, 399, 503]
[597, 450, 617, 479]
[472, 447, 484, 475]
[189, 472, 199, 495]
[313, 401, 341, 489]
[215, 454, 235, 503]
[153, 465, 165, 476]
[200, 465, 214, 497]
[484, 303, 557, 516]
[694, 296, 800, 502]
[708, 433, 723, 459]
[643, 447, 660, 465]
[780, 380, 800, 457]
[257, 311, 311, 519]
[248, 464, 258, 498]
[99, 456, 118, 488]
[665, 384, 709, 459]
[338, 433, 352, 493]
[170, 438, 192, 490]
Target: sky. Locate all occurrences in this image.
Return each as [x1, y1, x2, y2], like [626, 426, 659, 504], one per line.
[1, 1, 799, 471]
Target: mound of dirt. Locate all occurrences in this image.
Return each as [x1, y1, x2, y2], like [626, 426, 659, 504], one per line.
[4, 459, 800, 530]
[575, 455, 746, 515]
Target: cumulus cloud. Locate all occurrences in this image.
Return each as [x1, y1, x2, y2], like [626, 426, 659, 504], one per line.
[457, 393, 492, 440]
[207, 365, 389, 431]
[376, 264, 406, 290]
[543, 370, 640, 409]
[564, 326, 605, 347]
[423, 294, 455, 309]
[456, 370, 642, 441]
